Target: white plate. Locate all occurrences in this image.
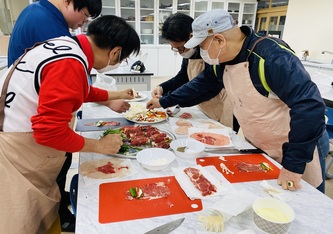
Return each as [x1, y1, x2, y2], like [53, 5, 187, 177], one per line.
[125, 93, 147, 102]
[125, 115, 167, 124]
[125, 102, 168, 124]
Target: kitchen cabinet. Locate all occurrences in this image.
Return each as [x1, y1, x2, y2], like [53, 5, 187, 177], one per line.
[87, 0, 257, 76]
[255, 0, 288, 38]
[226, 1, 257, 28]
[99, 0, 256, 46]
[193, 1, 256, 29]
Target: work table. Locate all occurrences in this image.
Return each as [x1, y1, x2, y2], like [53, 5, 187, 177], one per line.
[75, 92, 333, 234]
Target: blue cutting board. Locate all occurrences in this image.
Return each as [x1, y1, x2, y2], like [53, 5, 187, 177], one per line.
[75, 117, 134, 132]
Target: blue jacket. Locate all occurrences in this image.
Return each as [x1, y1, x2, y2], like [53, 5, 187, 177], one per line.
[159, 47, 223, 108]
[8, 0, 71, 66]
[204, 26, 327, 173]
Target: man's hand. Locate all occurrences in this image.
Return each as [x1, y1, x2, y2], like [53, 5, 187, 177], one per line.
[146, 98, 162, 109]
[97, 134, 123, 154]
[107, 88, 135, 100]
[99, 99, 130, 113]
[277, 167, 303, 191]
[151, 86, 163, 98]
[81, 134, 123, 155]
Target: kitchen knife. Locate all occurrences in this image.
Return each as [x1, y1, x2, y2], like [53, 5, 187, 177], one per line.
[205, 147, 264, 154]
[173, 105, 181, 115]
[144, 218, 185, 234]
[166, 105, 181, 117]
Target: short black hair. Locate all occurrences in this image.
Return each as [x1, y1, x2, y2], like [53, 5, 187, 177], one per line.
[73, 0, 102, 19]
[87, 15, 140, 60]
[161, 13, 193, 42]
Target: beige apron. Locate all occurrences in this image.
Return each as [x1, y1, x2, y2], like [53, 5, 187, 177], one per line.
[187, 59, 233, 128]
[223, 61, 322, 187]
[0, 49, 69, 233]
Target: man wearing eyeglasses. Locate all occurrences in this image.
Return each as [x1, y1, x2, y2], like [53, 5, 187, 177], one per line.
[147, 13, 236, 130]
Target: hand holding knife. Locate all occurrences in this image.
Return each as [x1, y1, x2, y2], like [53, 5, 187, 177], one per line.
[166, 105, 181, 117]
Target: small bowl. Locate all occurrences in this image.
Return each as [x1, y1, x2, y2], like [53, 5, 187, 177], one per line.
[252, 198, 295, 234]
[136, 148, 175, 171]
[170, 138, 205, 159]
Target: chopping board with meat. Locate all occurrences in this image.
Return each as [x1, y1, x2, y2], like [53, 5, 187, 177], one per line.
[99, 176, 202, 223]
[196, 154, 280, 183]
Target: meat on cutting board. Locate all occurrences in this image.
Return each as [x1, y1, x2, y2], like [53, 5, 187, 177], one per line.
[183, 167, 217, 196]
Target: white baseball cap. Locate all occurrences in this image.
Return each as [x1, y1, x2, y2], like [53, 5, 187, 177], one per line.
[184, 9, 234, 48]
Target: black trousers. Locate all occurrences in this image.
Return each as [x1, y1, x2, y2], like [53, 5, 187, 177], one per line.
[57, 152, 73, 216]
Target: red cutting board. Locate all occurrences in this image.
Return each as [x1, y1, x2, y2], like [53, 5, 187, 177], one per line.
[99, 176, 202, 223]
[196, 154, 280, 183]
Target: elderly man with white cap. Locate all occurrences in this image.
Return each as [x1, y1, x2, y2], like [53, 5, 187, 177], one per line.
[185, 9, 329, 193]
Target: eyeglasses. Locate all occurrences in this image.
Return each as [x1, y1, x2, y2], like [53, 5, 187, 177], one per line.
[80, 9, 91, 20]
[171, 46, 186, 53]
[120, 58, 129, 67]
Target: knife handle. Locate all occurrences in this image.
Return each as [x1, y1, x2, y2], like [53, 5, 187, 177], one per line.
[239, 148, 264, 154]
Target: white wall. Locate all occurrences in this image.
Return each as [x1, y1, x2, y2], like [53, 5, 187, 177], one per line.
[283, 0, 333, 62]
[8, 0, 28, 23]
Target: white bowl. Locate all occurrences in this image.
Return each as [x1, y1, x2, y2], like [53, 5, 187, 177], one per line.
[252, 198, 295, 234]
[136, 148, 175, 171]
[170, 138, 205, 159]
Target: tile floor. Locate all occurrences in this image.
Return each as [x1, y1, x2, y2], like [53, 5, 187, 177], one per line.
[62, 76, 333, 233]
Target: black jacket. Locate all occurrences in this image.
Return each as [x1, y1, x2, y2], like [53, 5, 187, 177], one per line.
[204, 26, 327, 174]
[159, 46, 223, 108]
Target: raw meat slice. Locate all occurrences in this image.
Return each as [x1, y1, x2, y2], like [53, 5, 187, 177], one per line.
[183, 167, 217, 196]
[80, 158, 131, 179]
[180, 112, 192, 119]
[125, 182, 170, 200]
[176, 119, 192, 127]
[174, 126, 190, 135]
[190, 132, 230, 146]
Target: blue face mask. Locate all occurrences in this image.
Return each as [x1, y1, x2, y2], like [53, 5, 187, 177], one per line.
[200, 37, 221, 65]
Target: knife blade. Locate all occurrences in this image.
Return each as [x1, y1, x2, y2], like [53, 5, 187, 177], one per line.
[166, 105, 181, 117]
[205, 147, 264, 154]
[144, 218, 185, 234]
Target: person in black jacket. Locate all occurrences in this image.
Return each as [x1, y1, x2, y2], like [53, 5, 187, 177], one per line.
[147, 13, 236, 130]
[185, 9, 329, 193]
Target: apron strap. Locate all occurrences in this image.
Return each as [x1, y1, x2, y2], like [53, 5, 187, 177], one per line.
[0, 38, 79, 131]
[246, 36, 270, 62]
[0, 42, 45, 131]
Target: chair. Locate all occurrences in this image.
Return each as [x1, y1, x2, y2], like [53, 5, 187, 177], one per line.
[76, 110, 82, 120]
[326, 143, 333, 179]
[325, 105, 333, 179]
[69, 174, 79, 217]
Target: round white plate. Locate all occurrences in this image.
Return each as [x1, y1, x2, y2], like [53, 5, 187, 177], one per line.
[109, 128, 176, 158]
[125, 114, 167, 124]
[126, 93, 147, 102]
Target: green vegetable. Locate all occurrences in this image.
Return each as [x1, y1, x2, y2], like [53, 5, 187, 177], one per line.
[101, 129, 142, 155]
[129, 188, 137, 197]
[101, 129, 124, 138]
[177, 146, 187, 152]
[260, 162, 273, 171]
